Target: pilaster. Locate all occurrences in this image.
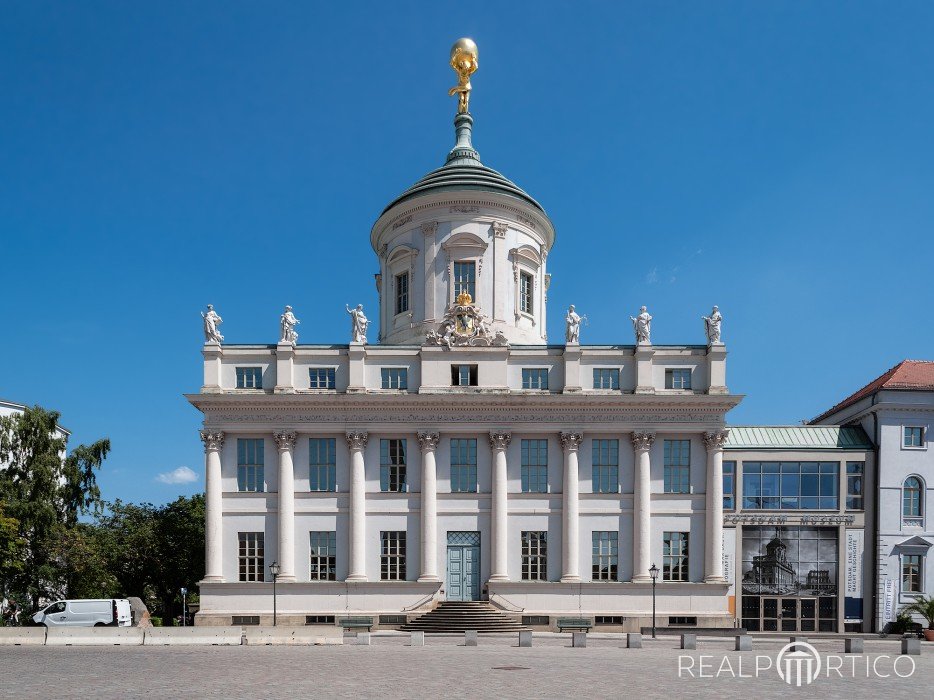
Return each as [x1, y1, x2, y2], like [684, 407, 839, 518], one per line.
[347, 343, 366, 393]
[707, 343, 728, 394]
[202, 343, 223, 393]
[635, 345, 655, 394]
[274, 342, 295, 393]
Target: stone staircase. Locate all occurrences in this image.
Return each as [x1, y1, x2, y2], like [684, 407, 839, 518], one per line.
[400, 601, 526, 633]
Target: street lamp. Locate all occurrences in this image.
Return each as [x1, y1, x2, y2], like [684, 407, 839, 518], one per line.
[649, 563, 659, 639]
[180, 587, 187, 627]
[269, 561, 280, 627]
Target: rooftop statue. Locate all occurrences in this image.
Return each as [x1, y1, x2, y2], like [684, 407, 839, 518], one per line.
[346, 304, 369, 344]
[702, 305, 723, 345]
[565, 305, 587, 344]
[201, 304, 224, 344]
[630, 305, 652, 345]
[448, 38, 478, 114]
[279, 305, 300, 345]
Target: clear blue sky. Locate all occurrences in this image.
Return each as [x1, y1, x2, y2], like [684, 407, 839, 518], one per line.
[2, 2, 932, 505]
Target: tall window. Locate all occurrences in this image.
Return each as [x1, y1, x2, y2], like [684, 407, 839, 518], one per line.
[904, 476, 923, 522]
[903, 554, 923, 592]
[238, 532, 264, 582]
[236, 367, 262, 389]
[592, 439, 619, 493]
[452, 364, 478, 386]
[453, 261, 476, 300]
[904, 426, 925, 448]
[380, 531, 406, 581]
[663, 440, 691, 494]
[519, 271, 533, 314]
[846, 462, 864, 510]
[237, 438, 265, 493]
[741, 462, 839, 510]
[521, 531, 547, 581]
[380, 439, 407, 492]
[592, 531, 618, 581]
[450, 438, 477, 493]
[309, 368, 336, 389]
[663, 532, 689, 582]
[309, 438, 336, 492]
[521, 439, 548, 493]
[395, 272, 409, 315]
[665, 368, 692, 390]
[521, 368, 548, 390]
[309, 531, 336, 581]
[593, 368, 620, 390]
[381, 368, 408, 390]
[723, 460, 736, 510]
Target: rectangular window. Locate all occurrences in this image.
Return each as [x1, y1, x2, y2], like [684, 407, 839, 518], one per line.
[846, 462, 864, 510]
[309, 367, 336, 389]
[669, 616, 698, 626]
[592, 531, 618, 581]
[591, 439, 619, 493]
[309, 531, 337, 581]
[450, 438, 478, 493]
[521, 531, 547, 581]
[595, 615, 624, 625]
[665, 368, 692, 390]
[309, 438, 336, 492]
[453, 261, 476, 301]
[723, 460, 736, 510]
[395, 272, 409, 315]
[238, 532, 265, 582]
[592, 368, 620, 390]
[903, 554, 923, 592]
[519, 271, 533, 314]
[663, 439, 691, 494]
[741, 462, 839, 510]
[236, 367, 262, 389]
[237, 438, 265, 493]
[663, 531, 689, 582]
[521, 368, 549, 390]
[381, 367, 408, 390]
[232, 615, 260, 625]
[380, 531, 406, 581]
[904, 426, 924, 448]
[451, 364, 478, 386]
[521, 439, 548, 493]
[305, 615, 335, 625]
[380, 438, 407, 492]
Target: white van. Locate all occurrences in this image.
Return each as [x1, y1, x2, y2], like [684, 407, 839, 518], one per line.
[33, 599, 133, 627]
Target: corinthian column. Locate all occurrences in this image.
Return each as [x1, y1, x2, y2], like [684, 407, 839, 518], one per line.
[200, 430, 225, 583]
[274, 430, 298, 582]
[345, 431, 369, 582]
[631, 432, 656, 583]
[704, 430, 730, 583]
[560, 432, 583, 583]
[488, 432, 512, 581]
[417, 432, 441, 582]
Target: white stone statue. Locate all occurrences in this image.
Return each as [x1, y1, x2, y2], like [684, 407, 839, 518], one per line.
[565, 305, 586, 344]
[279, 305, 300, 345]
[346, 304, 369, 343]
[630, 306, 652, 344]
[702, 305, 723, 345]
[201, 304, 224, 343]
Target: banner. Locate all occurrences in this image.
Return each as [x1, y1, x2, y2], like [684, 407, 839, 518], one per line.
[883, 578, 897, 623]
[844, 529, 864, 622]
[722, 529, 736, 596]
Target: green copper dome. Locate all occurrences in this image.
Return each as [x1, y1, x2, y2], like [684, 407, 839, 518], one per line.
[381, 113, 546, 216]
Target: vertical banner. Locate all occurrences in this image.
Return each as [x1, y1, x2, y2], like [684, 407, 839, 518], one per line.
[883, 578, 897, 623]
[722, 528, 736, 617]
[844, 529, 864, 622]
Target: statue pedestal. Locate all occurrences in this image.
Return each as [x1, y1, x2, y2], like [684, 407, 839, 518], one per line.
[201, 342, 223, 393]
[274, 343, 295, 393]
[707, 343, 728, 395]
[563, 345, 582, 393]
[634, 344, 655, 394]
[347, 343, 366, 393]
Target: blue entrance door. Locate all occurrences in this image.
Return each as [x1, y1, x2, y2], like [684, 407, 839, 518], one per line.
[447, 531, 481, 601]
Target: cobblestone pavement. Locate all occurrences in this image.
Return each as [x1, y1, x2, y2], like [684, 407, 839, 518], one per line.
[0, 636, 928, 699]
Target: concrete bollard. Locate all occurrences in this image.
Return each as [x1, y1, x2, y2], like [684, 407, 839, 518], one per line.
[626, 633, 643, 649]
[465, 630, 478, 647]
[735, 635, 752, 651]
[519, 630, 532, 647]
[572, 632, 587, 648]
[790, 636, 809, 653]
[681, 633, 697, 650]
[844, 638, 863, 654]
[410, 631, 425, 647]
[357, 632, 371, 646]
[901, 637, 920, 656]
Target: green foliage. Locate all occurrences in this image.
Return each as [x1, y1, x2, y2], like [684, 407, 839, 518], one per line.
[902, 596, 934, 630]
[150, 616, 162, 627]
[0, 502, 26, 586]
[891, 611, 916, 633]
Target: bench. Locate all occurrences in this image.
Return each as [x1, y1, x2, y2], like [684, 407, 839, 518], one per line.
[339, 616, 374, 632]
[557, 617, 593, 633]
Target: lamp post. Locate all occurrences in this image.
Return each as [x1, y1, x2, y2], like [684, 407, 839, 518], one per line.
[269, 561, 280, 627]
[180, 587, 187, 627]
[649, 563, 659, 639]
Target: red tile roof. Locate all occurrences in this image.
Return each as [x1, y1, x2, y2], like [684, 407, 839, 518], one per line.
[812, 360, 934, 423]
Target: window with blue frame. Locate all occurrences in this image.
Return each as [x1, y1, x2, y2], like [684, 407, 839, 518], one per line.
[450, 438, 477, 492]
[663, 440, 691, 494]
[665, 368, 692, 390]
[236, 367, 262, 389]
[380, 439, 407, 492]
[742, 462, 839, 510]
[904, 426, 924, 448]
[521, 368, 549, 390]
[593, 368, 620, 390]
[453, 261, 476, 300]
[237, 438, 264, 492]
[395, 272, 409, 315]
[592, 439, 619, 493]
[309, 438, 336, 491]
[309, 367, 336, 389]
[592, 531, 618, 581]
[521, 439, 548, 493]
[381, 367, 408, 390]
[723, 460, 736, 510]
[846, 462, 864, 510]
[309, 531, 336, 581]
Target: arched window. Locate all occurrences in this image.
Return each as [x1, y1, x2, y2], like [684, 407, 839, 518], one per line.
[903, 477, 923, 519]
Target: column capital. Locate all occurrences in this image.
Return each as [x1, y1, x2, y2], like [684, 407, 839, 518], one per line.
[488, 431, 512, 451]
[703, 429, 730, 451]
[199, 430, 225, 452]
[417, 432, 441, 451]
[492, 221, 508, 238]
[345, 431, 369, 450]
[630, 432, 656, 451]
[274, 430, 298, 451]
[559, 432, 584, 451]
[421, 220, 439, 237]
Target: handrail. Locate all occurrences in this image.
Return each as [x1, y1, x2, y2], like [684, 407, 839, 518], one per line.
[401, 588, 441, 612]
[489, 592, 524, 613]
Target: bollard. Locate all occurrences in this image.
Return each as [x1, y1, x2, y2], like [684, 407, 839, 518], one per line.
[681, 633, 697, 650]
[465, 630, 478, 647]
[901, 637, 920, 656]
[790, 636, 809, 653]
[410, 631, 425, 647]
[572, 632, 587, 648]
[519, 630, 532, 648]
[357, 632, 371, 646]
[735, 635, 752, 651]
[844, 638, 863, 654]
[626, 633, 642, 649]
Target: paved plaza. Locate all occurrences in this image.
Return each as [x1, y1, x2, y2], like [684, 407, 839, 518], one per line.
[0, 635, 929, 699]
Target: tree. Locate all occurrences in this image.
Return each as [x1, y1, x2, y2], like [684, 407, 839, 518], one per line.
[0, 502, 25, 595]
[153, 495, 205, 621]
